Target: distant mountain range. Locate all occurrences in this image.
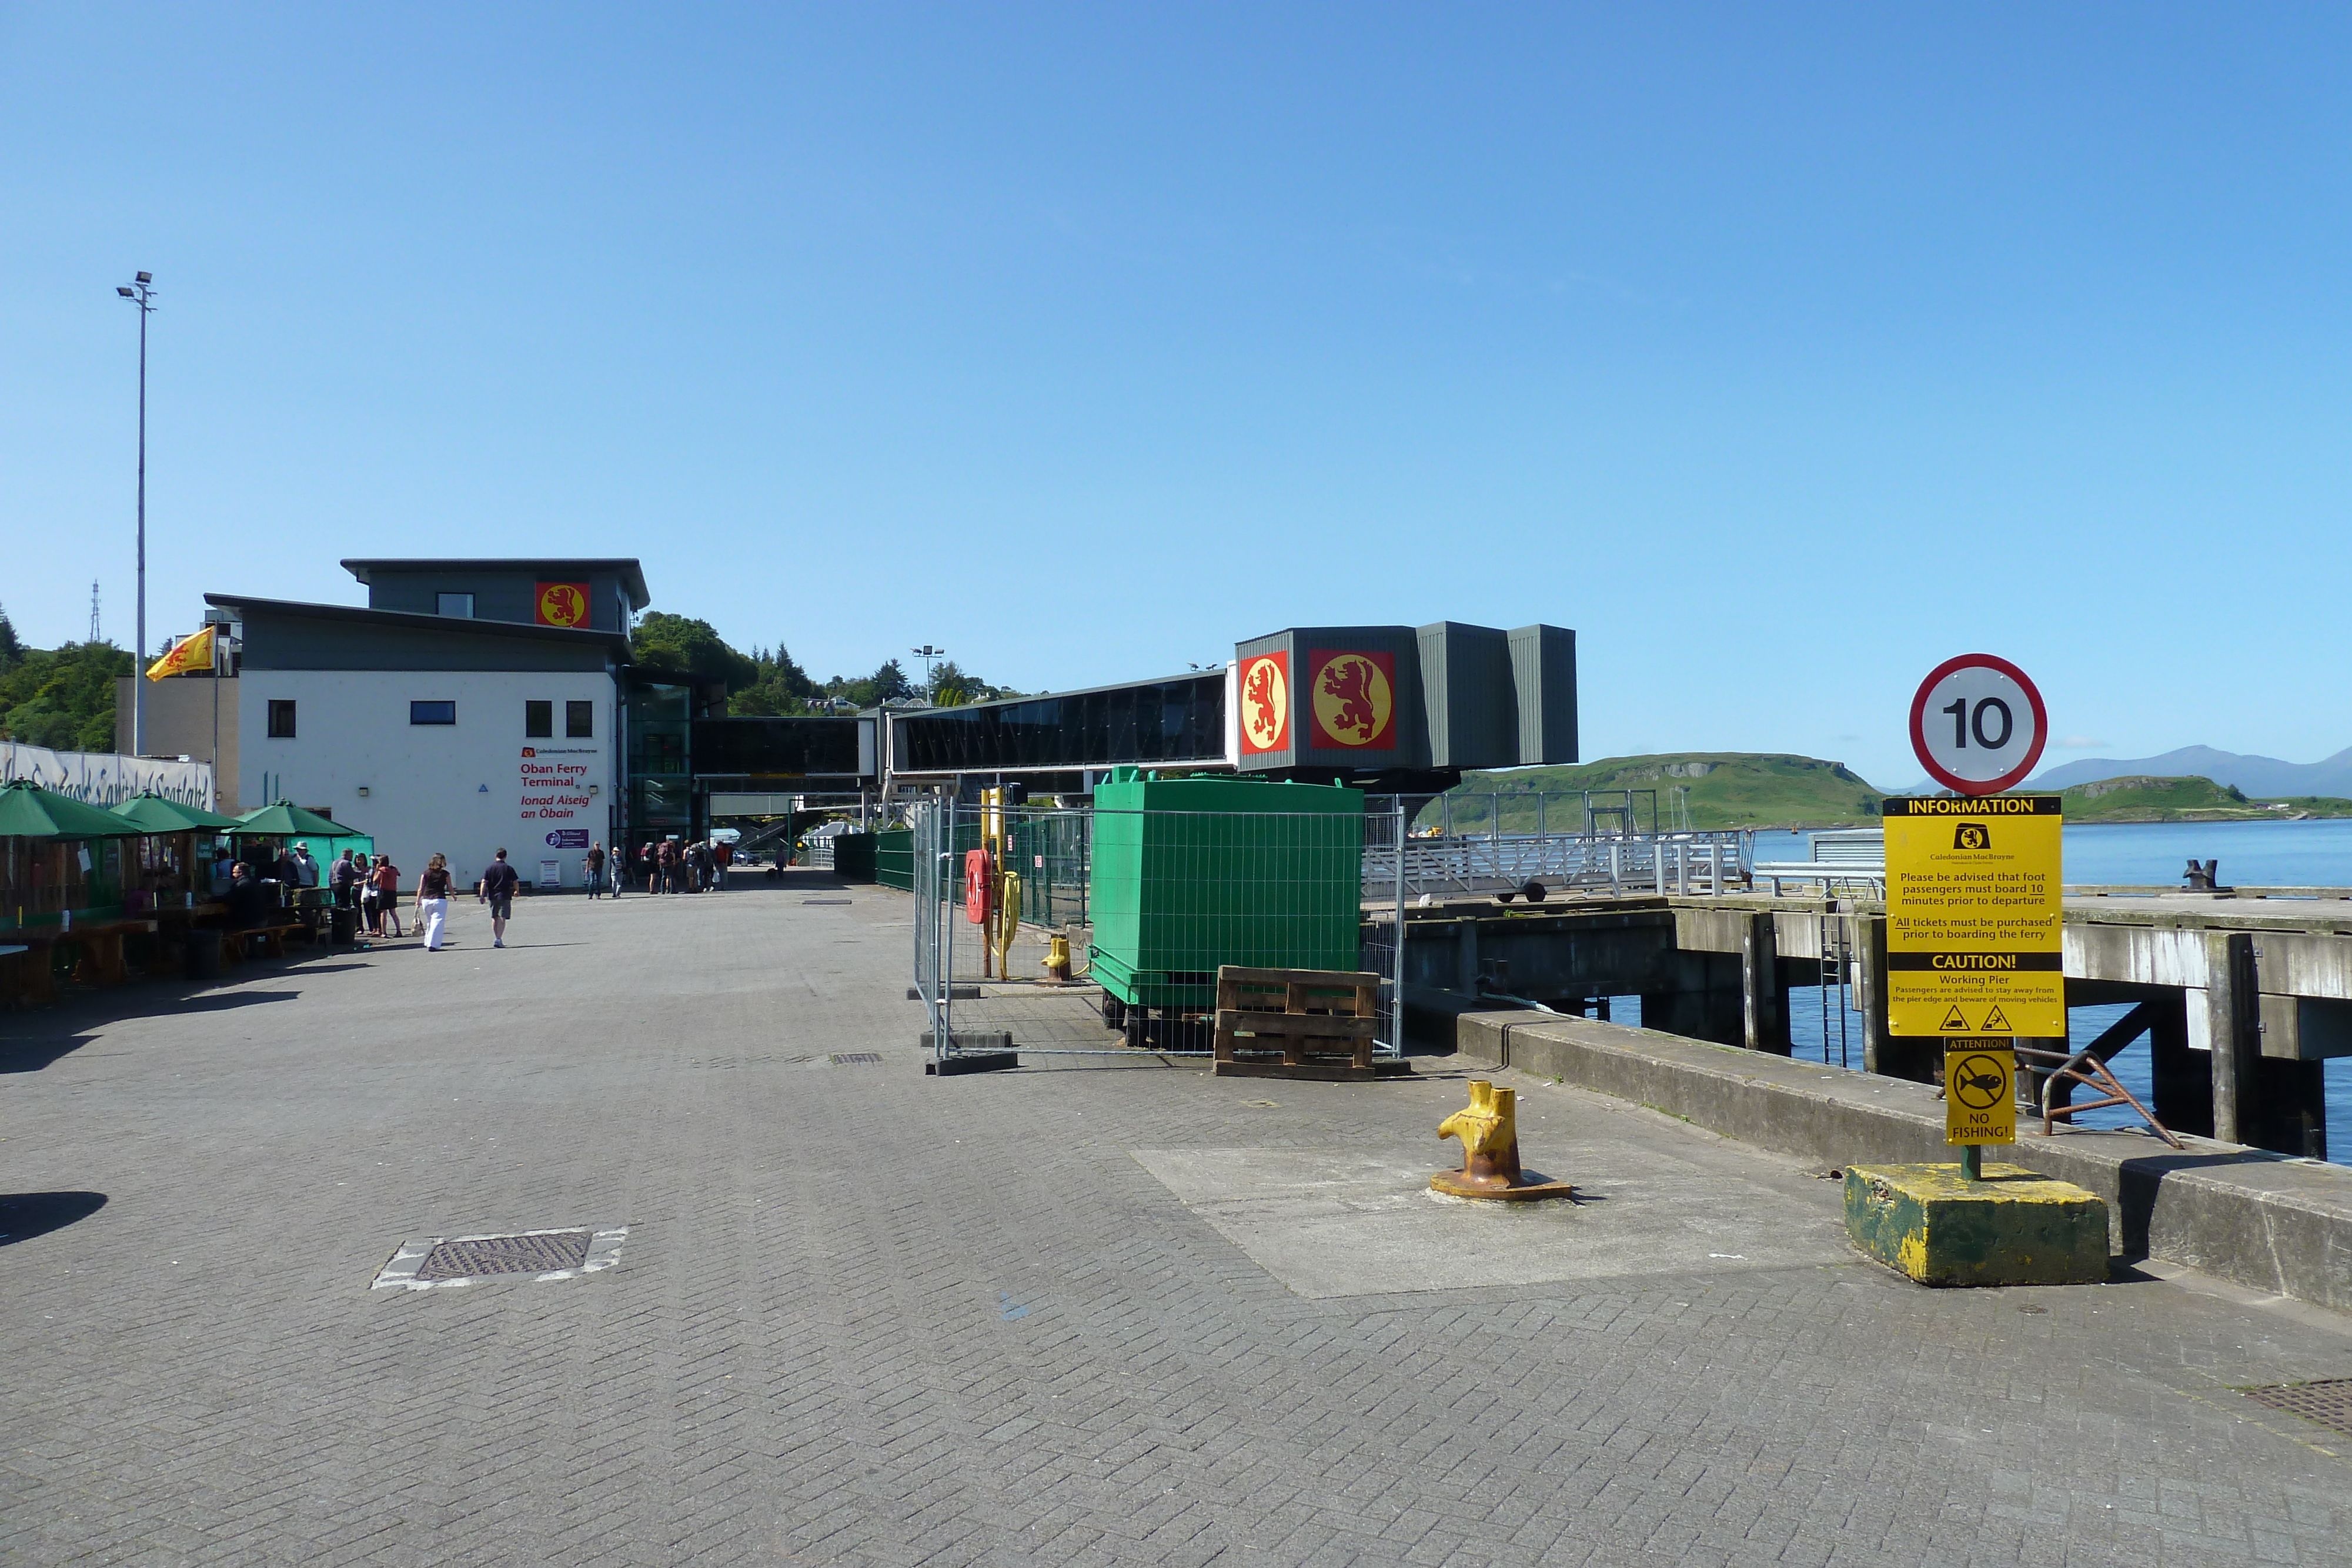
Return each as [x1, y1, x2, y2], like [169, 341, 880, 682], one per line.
[2027, 746, 2352, 798]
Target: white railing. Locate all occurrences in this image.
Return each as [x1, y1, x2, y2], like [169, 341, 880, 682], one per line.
[1365, 830, 1752, 899]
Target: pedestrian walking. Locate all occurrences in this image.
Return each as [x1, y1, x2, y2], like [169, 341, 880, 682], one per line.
[714, 838, 732, 891]
[416, 853, 453, 952]
[586, 842, 607, 899]
[480, 848, 520, 948]
[659, 838, 681, 895]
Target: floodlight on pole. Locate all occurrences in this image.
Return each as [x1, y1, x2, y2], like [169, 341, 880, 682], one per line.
[118, 270, 156, 755]
[911, 644, 946, 701]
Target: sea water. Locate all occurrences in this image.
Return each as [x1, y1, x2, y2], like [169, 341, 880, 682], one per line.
[1725, 819, 2352, 1162]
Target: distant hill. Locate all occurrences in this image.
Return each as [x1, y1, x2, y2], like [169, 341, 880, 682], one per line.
[1436, 753, 1886, 833]
[2060, 775, 2352, 823]
[2031, 745, 2352, 798]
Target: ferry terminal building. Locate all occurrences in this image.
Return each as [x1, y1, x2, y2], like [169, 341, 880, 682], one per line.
[149, 556, 1575, 891]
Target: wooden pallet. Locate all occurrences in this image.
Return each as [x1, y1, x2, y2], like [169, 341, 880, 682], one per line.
[1211, 965, 1406, 1081]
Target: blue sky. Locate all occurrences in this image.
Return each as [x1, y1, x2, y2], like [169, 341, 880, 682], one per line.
[6, 4, 2349, 788]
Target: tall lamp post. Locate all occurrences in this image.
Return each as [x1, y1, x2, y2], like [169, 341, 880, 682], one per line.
[116, 271, 156, 755]
[911, 644, 946, 703]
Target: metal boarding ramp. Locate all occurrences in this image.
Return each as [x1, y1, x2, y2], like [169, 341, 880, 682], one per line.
[1755, 828, 1885, 897]
[1365, 830, 1753, 900]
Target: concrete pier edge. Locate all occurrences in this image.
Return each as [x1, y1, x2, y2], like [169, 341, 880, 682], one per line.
[1406, 987, 2352, 1314]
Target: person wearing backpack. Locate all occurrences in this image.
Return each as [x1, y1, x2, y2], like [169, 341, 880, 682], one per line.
[479, 848, 522, 949]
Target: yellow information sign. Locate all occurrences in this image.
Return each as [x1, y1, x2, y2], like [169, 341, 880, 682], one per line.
[1883, 794, 2063, 1038]
[1944, 1039, 2017, 1145]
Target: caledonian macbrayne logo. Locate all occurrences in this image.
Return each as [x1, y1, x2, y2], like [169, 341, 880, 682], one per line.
[534, 581, 590, 628]
[1238, 651, 1289, 754]
[1308, 649, 1396, 749]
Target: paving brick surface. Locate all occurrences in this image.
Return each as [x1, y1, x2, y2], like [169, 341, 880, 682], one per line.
[3, 875, 2350, 1566]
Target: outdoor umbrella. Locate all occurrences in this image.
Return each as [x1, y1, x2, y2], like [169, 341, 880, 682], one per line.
[230, 801, 366, 841]
[109, 791, 242, 833]
[0, 781, 145, 840]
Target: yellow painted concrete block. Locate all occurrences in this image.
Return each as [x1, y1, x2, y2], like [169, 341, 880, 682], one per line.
[1844, 1163, 2109, 1287]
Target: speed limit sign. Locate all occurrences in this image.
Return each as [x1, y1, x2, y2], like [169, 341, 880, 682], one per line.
[1908, 653, 2048, 795]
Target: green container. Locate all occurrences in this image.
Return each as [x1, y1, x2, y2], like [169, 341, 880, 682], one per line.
[1088, 769, 1365, 1011]
[831, 832, 877, 882]
[874, 827, 913, 891]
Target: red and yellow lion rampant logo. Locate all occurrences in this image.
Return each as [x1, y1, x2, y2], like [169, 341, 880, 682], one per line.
[1308, 650, 1395, 749]
[1238, 653, 1289, 753]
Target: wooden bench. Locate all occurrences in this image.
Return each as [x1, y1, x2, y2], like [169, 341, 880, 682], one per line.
[222, 923, 306, 964]
[1212, 965, 1408, 1081]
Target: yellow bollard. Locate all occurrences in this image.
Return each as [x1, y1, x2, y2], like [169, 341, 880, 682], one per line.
[1432, 1080, 1575, 1201]
[1043, 932, 1072, 984]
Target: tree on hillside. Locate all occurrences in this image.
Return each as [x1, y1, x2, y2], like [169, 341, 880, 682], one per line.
[0, 604, 22, 671]
[816, 658, 916, 710]
[0, 637, 132, 752]
[731, 644, 824, 716]
[630, 613, 757, 692]
[926, 660, 1014, 706]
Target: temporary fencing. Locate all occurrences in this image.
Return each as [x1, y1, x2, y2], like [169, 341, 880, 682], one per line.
[911, 797, 1409, 1069]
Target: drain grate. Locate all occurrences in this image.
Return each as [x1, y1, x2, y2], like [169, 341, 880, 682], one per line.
[2244, 1379, 2352, 1439]
[373, 1225, 627, 1290]
[417, 1229, 590, 1281]
[803, 899, 852, 906]
[830, 1052, 884, 1065]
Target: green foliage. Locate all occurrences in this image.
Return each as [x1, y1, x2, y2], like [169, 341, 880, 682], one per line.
[924, 659, 1015, 706]
[814, 658, 915, 710]
[630, 612, 757, 691]
[2061, 775, 2352, 821]
[731, 644, 823, 716]
[0, 615, 133, 752]
[1432, 753, 1889, 832]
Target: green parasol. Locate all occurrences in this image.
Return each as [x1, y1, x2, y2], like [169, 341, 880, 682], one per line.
[110, 791, 242, 833]
[0, 780, 146, 840]
[230, 800, 368, 841]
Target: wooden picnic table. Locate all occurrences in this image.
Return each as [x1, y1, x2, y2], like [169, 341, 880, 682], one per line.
[0, 918, 158, 1005]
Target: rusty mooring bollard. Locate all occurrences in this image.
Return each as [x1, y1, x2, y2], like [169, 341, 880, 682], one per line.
[1431, 1080, 1576, 1201]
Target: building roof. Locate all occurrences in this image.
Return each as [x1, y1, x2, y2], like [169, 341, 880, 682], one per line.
[339, 558, 652, 611]
[205, 593, 633, 654]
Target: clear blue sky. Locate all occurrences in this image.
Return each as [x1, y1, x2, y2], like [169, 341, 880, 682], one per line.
[6, 5, 2348, 787]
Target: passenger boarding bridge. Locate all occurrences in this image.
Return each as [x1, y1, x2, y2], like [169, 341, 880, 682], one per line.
[625, 619, 1578, 843]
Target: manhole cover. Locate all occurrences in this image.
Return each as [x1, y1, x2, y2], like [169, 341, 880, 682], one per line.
[2244, 1379, 2352, 1439]
[831, 1052, 884, 1065]
[372, 1226, 627, 1290]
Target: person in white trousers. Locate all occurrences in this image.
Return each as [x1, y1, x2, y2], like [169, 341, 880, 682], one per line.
[415, 852, 455, 952]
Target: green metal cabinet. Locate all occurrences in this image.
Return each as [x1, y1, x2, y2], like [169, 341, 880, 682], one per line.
[1088, 770, 1364, 1011]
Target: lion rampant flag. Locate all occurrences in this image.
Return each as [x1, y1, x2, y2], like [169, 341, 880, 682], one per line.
[145, 626, 215, 681]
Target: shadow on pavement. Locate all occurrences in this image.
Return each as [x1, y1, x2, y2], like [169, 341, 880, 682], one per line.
[0, 1191, 108, 1246]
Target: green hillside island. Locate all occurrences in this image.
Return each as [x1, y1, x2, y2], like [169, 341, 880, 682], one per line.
[1428, 753, 1887, 833]
[2059, 775, 2352, 822]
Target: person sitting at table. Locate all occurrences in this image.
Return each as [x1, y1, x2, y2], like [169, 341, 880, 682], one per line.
[226, 862, 275, 930]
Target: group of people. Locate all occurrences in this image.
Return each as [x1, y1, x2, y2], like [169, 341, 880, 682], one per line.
[326, 846, 410, 939]
[630, 836, 734, 895]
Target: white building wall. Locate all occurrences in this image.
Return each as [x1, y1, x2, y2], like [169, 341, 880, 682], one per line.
[236, 670, 617, 891]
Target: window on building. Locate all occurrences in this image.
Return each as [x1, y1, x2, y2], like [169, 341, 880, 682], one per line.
[436, 593, 475, 618]
[410, 700, 456, 726]
[566, 700, 594, 738]
[267, 700, 297, 738]
[525, 700, 553, 738]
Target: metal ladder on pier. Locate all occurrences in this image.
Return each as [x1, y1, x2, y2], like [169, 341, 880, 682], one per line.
[1816, 907, 1852, 1069]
